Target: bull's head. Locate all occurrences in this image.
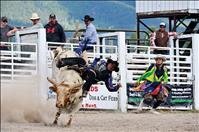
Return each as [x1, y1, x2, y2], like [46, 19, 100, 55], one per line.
[47, 77, 83, 108]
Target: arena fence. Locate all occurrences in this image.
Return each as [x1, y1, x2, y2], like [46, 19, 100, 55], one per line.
[1, 29, 199, 111]
[46, 34, 120, 110]
[126, 45, 193, 110]
[0, 42, 38, 83]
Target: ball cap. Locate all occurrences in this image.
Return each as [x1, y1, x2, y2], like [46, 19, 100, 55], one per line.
[1, 16, 8, 22]
[49, 13, 56, 19]
[160, 22, 166, 27]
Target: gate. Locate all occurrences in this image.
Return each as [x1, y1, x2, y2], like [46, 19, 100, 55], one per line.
[1, 29, 198, 111]
[47, 32, 124, 110]
[126, 45, 193, 109]
[125, 34, 199, 110]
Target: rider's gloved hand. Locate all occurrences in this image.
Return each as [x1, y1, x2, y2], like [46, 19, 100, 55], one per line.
[116, 83, 122, 89]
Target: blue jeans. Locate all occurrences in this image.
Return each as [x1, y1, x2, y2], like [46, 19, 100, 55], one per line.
[75, 39, 95, 56]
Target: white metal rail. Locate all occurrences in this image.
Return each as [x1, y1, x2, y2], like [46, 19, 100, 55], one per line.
[0, 42, 38, 82]
[126, 45, 192, 85]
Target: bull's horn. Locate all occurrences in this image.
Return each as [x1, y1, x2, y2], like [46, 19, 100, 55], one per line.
[47, 77, 57, 86]
[58, 81, 69, 87]
[69, 83, 83, 94]
[70, 83, 83, 89]
[61, 82, 83, 89]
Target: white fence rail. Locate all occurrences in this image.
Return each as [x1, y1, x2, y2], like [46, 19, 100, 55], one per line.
[46, 41, 119, 110]
[1, 31, 198, 111]
[47, 42, 118, 84]
[0, 42, 38, 82]
[126, 45, 193, 85]
[47, 42, 118, 72]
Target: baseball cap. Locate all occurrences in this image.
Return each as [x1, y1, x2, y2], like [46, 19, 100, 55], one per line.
[160, 22, 166, 27]
[1, 16, 8, 22]
[49, 13, 56, 19]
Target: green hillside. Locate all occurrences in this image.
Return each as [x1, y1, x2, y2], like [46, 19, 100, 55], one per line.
[1, 1, 135, 30]
[1, 1, 78, 29]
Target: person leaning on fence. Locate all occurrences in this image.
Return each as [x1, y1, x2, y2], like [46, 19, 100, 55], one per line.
[150, 22, 177, 55]
[80, 57, 121, 97]
[27, 13, 43, 30]
[44, 13, 66, 47]
[75, 15, 97, 57]
[134, 54, 171, 114]
[0, 16, 18, 50]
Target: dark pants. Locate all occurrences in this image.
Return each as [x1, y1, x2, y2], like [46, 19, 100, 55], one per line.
[153, 50, 169, 55]
[0, 46, 9, 50]
[82, 69, 98, 92]
[143, 93, 164, 109]
[152, 99, 164, 109]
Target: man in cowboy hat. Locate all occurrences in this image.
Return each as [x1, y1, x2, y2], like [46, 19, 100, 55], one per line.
[81, 58, 121, 97]
[28, 13, 43, 29]
[135, 54, 170, 114]
[150, 22, 177, 55]
[75, 15, 97, 56]
[21, 13, 43, 30]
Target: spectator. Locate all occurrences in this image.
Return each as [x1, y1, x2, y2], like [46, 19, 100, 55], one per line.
[27, 13, 43, 30]
[150, 22, 177, 55]
[75, 15, 97, 56]
[0, 16, 17, 50]
[44, 13, 66, 46]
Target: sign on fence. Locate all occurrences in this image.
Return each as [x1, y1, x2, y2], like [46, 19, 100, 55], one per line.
[171, 85, 193, 106]
[127, 83, 193, 107]
[48, 84, 119, 109]
[81, 84, 118, 109]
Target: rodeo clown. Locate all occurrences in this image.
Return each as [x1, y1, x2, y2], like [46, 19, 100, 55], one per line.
[134, 54, 171, 114]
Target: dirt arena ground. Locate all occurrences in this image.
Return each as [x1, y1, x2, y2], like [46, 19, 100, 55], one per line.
[1, 77, 199, 132]
[1, 111, 199, 132]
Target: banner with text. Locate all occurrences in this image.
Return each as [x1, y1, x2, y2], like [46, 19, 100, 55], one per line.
[127, 83, 193, 108]
[82, 84, 119, 109]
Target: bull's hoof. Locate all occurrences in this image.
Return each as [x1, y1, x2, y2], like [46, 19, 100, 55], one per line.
[64, 124, 71, 127]
[134, 109, 143, 114]
[53, 121, 58, 125]
[149, 109, 161, 115]
[44, 122, 57, 127]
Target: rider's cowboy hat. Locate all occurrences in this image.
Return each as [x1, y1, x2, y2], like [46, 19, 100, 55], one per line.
[30, 13, 40, 20]
[106, 58, 119, 72]
[82, 15, 94, 22]
[154, 54, 166, 62]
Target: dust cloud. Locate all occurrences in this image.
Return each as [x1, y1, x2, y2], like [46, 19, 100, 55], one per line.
[1, 75, 56, 124]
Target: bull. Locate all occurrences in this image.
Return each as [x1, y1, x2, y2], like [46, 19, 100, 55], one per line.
[47, 47, 86, 126]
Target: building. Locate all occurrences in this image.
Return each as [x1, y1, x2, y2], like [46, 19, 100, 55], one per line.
[136, 0, 199, 45]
